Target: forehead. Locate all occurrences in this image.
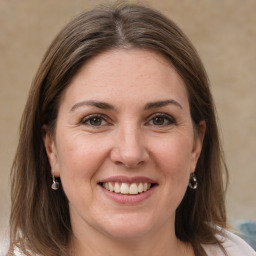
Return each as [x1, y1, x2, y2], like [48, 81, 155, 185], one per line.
[59, 48, 189, 111]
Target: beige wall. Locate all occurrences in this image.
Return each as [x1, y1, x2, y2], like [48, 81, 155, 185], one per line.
[1, 0, 255, 236]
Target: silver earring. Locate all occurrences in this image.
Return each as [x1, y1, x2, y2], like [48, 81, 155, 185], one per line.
[51, 171, 59, 190]
[188, 172, 198, 189]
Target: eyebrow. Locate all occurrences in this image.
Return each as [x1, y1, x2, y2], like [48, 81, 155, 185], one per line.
[70, 99, 183, 112]
[144, 99, 183, 110]
[70, 100, 115, 112]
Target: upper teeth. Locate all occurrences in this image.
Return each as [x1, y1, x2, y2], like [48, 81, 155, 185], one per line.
[102, 182, 151, 195]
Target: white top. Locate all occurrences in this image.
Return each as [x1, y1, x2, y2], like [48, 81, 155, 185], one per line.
[1, 229, 255, 255]
[203, 229, 256, 255]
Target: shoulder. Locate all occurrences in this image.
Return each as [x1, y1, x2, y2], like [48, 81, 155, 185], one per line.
[0, 232, 23, 256]
[0, 230, 8, 256]
[202, 229, 256, 256]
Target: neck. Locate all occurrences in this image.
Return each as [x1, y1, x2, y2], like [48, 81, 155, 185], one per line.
[69, 221, 193, 256]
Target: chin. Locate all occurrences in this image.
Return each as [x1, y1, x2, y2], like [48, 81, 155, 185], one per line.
[98, 213, 155, 240]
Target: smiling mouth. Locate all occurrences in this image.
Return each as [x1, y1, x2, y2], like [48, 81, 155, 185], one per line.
[98, 182, 156, 195]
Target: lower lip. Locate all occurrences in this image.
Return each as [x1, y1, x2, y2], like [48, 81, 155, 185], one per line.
[99, 185, 156, 204]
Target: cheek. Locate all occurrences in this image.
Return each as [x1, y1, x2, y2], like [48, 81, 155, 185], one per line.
[55, 133, 107, 187]
[153, 134, 193, 196]
[55, 134, 111, 212]
[152, 134, 193, 175]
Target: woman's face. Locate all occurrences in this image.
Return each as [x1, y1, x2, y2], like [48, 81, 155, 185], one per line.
[44, 49, 205, 241]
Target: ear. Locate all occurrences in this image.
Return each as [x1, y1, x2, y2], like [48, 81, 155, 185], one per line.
[42, 125, 60, 177]
[191, 121, 206, 171]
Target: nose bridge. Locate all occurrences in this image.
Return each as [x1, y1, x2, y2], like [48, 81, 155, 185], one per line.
[111, 121, 149, 167]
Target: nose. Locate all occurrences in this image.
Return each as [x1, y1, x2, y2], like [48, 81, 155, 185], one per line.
[110, 125, 150, 168]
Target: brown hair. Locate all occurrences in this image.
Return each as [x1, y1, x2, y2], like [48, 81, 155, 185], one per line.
[9, 3, 228, 256]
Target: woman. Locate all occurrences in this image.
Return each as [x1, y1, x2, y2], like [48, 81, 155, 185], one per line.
[8, 3, 256, 256]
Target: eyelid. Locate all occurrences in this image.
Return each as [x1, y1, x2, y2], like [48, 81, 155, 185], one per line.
[78, 112, 176, 127]
[146, 113, 176, 125]
[80, 113, 109, 126]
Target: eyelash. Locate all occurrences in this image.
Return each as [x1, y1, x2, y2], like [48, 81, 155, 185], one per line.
[79, 113, 176, 127]
[80, 114, 109, 127]
[146, 113, 176, 126]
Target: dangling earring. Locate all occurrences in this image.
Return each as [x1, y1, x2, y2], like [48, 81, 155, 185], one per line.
[51, 171, 59, 190]
[188, 172, 198, 189]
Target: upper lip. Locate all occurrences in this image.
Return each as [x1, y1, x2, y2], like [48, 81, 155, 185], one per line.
[98, 176, 157, 184]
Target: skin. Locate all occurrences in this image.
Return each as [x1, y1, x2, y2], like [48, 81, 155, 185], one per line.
[43, 48, 205, 256]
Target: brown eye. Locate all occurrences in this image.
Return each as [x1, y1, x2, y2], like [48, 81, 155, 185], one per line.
[89, 117, 103, 126]
[153, 116, 165, 125]
[81, 115, 107, 126]
[148, 114, 175, 126]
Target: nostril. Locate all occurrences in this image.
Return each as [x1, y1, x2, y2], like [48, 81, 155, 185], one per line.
[110, 142, 149, 168]
[115, 160, 144, 169]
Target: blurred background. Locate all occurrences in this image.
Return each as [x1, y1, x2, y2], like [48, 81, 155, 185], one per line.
[0, 0, 255, 249]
